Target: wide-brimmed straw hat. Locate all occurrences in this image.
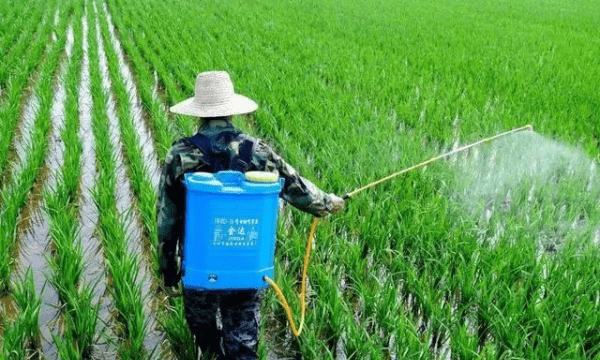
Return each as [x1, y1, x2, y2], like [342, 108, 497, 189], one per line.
[170, 71, 258, 117]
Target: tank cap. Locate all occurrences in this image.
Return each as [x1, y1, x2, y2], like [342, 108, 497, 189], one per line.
[245, 171, 278, 183]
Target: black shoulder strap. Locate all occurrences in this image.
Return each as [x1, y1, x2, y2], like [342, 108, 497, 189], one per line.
[189, 132, 225, 172]
[231, 138, 256, 173]
[188, 130, 255, 173]
[188, 132, 212, 155]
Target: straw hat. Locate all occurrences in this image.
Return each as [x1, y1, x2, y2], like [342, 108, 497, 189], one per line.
[170, 71, 258, 117]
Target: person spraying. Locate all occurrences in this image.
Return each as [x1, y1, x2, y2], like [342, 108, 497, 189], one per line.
[157, 71, 344, 360]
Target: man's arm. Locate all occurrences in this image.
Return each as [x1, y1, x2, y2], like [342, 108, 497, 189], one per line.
[253, 140, 343, 217]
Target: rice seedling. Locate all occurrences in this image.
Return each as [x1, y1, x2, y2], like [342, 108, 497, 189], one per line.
[1, 269, 42, 359]
[13, 11, 86, 356]
[105, 0, 195, 136]
[77, 4, 107, 308]
[95, 3, 160, 259]
[115, 0, 191, 101]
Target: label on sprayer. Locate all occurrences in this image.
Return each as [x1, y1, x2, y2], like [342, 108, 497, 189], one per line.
[213, 217, 260, 247]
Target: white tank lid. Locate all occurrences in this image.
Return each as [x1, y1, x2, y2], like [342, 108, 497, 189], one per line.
[245, 171, 279, 183]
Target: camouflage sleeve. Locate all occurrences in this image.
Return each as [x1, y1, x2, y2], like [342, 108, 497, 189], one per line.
[157, 148, 185, 286]
[252, 140, 335, 217]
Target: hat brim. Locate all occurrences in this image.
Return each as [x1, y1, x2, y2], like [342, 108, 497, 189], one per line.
[170, 94, 258, 117]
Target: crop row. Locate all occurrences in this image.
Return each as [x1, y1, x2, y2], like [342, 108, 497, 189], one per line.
[0, 0, 68, 299]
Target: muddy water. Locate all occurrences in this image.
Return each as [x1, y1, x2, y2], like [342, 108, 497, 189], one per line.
[13, 94, 40, 172]
[79, 12, 115, 358]
[47, 24, 73, 191]
[51, 9, 59, 42]
[0, 10, 48, 345]
[335, 333, 346, 360]
[33, 23, 75, 357]
[103, 2, 160, 188]
[94, 9, 165, 356]
[152, 69, 169, 114]
[0, 294, 17, 338]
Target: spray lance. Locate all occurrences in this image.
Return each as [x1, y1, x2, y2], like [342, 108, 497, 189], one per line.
[264, 124, 533, 337]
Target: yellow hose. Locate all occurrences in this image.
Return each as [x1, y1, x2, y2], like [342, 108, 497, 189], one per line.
[264, 217, 320, 337]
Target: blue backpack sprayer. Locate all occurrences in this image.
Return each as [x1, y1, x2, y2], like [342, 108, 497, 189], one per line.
[180, 124, 533, 337]
[182, 170, 283, 290]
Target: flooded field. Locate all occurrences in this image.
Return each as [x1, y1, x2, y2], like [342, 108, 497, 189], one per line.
[1, 0, 599, 359]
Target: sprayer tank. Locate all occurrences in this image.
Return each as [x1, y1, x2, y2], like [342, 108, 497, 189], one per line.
[182, 171, 283, 290]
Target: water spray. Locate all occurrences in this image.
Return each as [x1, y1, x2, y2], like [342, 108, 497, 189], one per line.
[344, 124, 533, 199]
[265, 124, 534, 337]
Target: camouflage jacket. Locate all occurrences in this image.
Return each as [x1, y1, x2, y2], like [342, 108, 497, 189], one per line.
[157, 122, 336, 285]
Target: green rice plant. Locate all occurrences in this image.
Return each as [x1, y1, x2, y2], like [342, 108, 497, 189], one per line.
[96, 8, 196, 358]
[0, 1, 70, 292]
[0, 0, 44, 87]
[0, 0, 58, 181]
[105, 0, 185, 107]
[0, 0, 37, 61]
[95, 7, 200, 354]
[96, 4, 159, 271]
[43, 0, 88, 314]
[115, 0, 192, 98]
[159, 297, 196, 359]
[1, 268, 42, 359]
[8, 1, 100, 356]
[53, 326, 82, 360]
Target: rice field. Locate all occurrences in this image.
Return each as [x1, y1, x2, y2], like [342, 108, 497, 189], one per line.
[0, 0, 599, 359]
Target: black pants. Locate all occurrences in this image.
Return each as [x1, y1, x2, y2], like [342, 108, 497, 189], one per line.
[183, 289, 262, 360]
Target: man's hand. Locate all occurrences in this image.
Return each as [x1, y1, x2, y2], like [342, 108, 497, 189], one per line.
[328, 194, 345, 214]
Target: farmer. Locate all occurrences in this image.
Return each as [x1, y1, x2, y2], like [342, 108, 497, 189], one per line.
[157, 71, 345, 360]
